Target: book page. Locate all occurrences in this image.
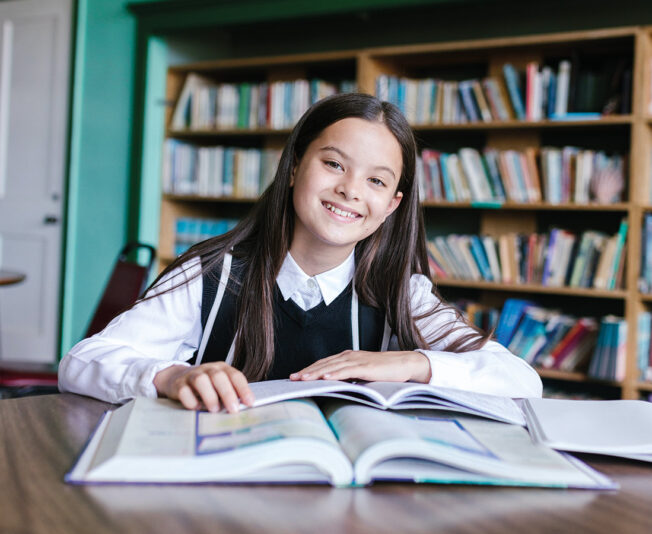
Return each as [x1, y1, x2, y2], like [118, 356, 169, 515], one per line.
[247, 379, 384, 407]
[525, 398, 652, 453]
[325, 404, 492, 462]
[364, 382, 525, 425]
[196, 399, 338, 454]
[114, 398, 196, 457]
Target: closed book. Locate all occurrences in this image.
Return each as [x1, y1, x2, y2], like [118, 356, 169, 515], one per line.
[494, 298, 534, 346]
[502, 63, 526, 120]
[471, 80, 493, 122]
[555, 60, 571, 116]
[481, 150, 507, 201]
[458, 81, 481, 122]
[469, 235, 493, 281]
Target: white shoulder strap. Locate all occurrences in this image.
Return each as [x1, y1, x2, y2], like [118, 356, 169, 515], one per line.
[194, 252, 232, 366]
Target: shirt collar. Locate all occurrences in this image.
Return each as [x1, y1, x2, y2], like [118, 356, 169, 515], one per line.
[277, 250, 355, 306]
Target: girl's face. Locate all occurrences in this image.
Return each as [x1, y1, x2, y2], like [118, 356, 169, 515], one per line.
[290, 117, 403, 260]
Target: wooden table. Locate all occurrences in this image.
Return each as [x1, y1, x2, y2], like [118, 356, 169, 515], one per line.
[2, 394, 652, 534]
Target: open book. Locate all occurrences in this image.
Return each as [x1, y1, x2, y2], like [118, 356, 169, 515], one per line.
[245, 379, 526, 426]
[66, 397, 615, 489]
[523, 398, 652, 462]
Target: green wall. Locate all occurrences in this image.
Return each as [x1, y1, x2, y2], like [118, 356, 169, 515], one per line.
[61, 0, 652, 355]
[62, 0, 138, 353]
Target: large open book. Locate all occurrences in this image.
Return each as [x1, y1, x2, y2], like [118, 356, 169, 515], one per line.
[245, 379, 526, 426]
[67, 397, 615, 489]
[523, 398, 652, 462]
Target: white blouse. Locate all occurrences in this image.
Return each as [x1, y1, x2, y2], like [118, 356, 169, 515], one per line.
[58, 252, 542, 404]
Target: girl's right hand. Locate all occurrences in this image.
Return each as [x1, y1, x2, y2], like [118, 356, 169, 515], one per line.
[153, 362, 255, 413]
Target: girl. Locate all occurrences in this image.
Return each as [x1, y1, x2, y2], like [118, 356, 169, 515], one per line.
[59, 93, 542, 412]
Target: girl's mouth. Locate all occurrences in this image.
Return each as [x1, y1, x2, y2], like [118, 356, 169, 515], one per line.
[322, 201, 361, 220]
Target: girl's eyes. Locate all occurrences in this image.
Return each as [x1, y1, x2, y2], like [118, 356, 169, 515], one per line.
[323, 159, 386, 187]
[324, 160, 343, 171]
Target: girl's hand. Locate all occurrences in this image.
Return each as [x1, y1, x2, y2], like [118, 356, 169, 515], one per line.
[153, 362, 255, 413]
[289, 350, 432, 384]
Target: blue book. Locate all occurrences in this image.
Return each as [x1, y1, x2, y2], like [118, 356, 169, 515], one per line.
[458, 81, 480, 122]
[495, 298, 534, 346]
[438, 153, 455, 201]
[397, 78, 407, 114]
[502, 64, 526, 120]
[481, 151, 506, 201]
[546, 72, 557, 118]
[644, 214, 652, 292]
[588, 319, 607, 378]
[542, 229, 560, 285]
[637, 312, 651, 378]
[469, 235, 493, 281]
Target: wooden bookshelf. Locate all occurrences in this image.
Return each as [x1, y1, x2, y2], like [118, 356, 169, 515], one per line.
[159, 26, 652, 400]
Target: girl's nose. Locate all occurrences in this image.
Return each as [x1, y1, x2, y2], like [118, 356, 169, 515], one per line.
[335, 175, 361, 200]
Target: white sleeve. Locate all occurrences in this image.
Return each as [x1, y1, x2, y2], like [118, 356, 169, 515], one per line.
[58, 259, 204, 404]
[399, 274, 542, 398]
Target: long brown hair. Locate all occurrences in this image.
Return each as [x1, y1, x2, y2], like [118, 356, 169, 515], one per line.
[150, 93, 489, 380]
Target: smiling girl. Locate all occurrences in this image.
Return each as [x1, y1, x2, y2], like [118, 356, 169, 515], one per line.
[58, 93, 542, 411]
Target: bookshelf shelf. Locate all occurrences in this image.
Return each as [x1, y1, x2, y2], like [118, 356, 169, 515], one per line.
[421, 201, 630, 211]
[163, 193, 258, 203]
[167, 128, 292, 139]
[411, 116, 633, 131]
[537, 368, 623, 387]
[158, 25, 650, 400]
[434, 278, 627, 299]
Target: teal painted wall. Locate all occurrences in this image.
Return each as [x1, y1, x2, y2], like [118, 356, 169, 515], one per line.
[62, 0, 652, 356]
[62, 0, 138, 354]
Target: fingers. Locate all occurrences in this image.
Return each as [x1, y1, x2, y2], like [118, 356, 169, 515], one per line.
[291, 351, 359, 381]
[168, 363, 255, 413]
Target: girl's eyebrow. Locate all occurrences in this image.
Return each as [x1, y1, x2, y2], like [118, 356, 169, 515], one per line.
[319, 145, 397, 180]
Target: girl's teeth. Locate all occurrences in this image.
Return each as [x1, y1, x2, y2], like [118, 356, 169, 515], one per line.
[325, 203, 356, 218]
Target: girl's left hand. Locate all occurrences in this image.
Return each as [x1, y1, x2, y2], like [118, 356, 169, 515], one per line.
[289, 350, 432, 384]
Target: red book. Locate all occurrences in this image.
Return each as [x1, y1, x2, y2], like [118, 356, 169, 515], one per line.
[549, 319, 594, 369]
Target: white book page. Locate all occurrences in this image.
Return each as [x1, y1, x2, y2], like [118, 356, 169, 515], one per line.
[196, 399, 338, 454]
[247, 379, 385, 407]
[525, 398, 652, 453]
[115, 398, 196, 457]
[364, 382, 525, 425]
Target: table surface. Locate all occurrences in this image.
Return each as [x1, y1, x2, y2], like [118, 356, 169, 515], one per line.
[0, 270, 25, 286]
[3, 394, 652, 534]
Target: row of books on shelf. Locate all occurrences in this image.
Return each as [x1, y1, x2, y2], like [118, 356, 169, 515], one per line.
[460, 298, 627, 381]
[416, 147, 625, 204]
[427, 220, 627, 290]
[163, 141, 281, 198]
[376, 58, 630, 125]
[174, 217, 239, 256]
[171, 73, 356, 131]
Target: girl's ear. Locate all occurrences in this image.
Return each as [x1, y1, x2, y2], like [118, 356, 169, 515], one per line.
[383, 191, 403, 220]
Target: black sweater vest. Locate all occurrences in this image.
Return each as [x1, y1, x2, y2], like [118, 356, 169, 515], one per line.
[191, 258, 386, 379]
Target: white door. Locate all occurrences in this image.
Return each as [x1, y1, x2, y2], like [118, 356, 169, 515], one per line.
[0, 0, 71, 363]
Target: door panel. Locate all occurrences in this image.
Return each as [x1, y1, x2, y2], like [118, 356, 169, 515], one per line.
[0, 0, 71, 362]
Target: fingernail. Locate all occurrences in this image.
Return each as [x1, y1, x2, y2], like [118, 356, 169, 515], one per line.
[230, 403, 240, 413]
[323, 373, 330, 378]
[290, 373, 298, 378]
[302, 373, 311, 378]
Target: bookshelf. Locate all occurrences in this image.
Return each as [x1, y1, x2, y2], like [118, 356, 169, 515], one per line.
[159, 26, 652, 400]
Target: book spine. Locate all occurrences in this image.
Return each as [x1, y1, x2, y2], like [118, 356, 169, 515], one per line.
[502, 63, 526, 120]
